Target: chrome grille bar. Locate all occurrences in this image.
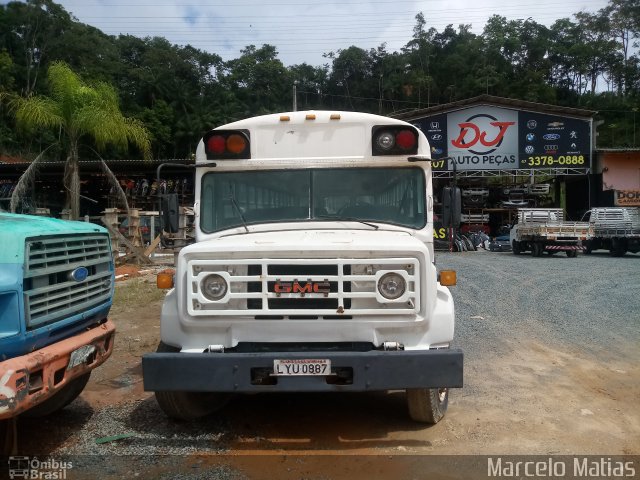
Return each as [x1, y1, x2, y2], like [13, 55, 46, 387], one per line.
[24, 233, 113, 329]
[186, 257, 420, 317]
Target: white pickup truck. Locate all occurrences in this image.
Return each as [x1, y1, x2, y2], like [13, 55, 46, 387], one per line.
[584, 207, 640, 256]
[510, 208, 592, 257]
[142, 111, 463, 424]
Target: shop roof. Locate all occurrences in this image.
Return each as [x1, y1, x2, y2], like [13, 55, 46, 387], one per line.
[596, 148, 640, 153]
[0, 158, 193, 170]
[393, 94, 596, 121]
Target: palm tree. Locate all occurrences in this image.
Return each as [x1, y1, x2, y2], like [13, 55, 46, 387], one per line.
[6, 61, 151, 219]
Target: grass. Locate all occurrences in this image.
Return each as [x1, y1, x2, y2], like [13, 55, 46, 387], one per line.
[111, 278, 167, 315]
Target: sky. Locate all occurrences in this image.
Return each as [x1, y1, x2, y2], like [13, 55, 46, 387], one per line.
[11, 0, 613, 66]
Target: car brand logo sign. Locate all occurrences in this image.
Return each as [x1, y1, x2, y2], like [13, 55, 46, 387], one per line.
[526, 133, 535, 142]
[543, 133, 561, 140]
[525, 145, 535, 154]
[431, 134, 443, 141]
[273, 280, 331, 297]
[69, 267, 89, 282]
[527, 120, 537, 129]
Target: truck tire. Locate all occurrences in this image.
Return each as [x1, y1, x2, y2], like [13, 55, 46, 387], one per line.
[22, 373, 91, 418]
[406, 388, 448, 424]
[583, 241, 592, 254]
[611, 239, 627, 257]
[154, 342, 231, 421]
[566, 250, 577, 258]
[512, 240, 521, 255]
[531, 242, 543, 257]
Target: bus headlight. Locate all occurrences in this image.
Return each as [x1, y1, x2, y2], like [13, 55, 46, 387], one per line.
[201, 274, 228, 301]
[377, 272, 406, 300]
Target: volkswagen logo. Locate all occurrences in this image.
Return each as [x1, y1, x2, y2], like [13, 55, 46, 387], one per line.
[69, 267, 89, 282]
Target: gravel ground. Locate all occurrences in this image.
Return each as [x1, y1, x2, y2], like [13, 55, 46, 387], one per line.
[5, 249, 639, 478]
[442, 249, 640, 404]
[444, 249, 640, 355]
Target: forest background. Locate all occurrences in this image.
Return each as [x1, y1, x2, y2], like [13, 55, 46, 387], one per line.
[0, 0, 638, 161]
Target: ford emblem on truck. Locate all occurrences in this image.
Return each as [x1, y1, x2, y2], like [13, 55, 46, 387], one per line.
[69, 266, 89, 282]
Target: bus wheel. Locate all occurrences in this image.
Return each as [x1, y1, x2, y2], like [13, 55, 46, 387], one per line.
[407, 388, 448, 424]
[153, 342, 231, 421]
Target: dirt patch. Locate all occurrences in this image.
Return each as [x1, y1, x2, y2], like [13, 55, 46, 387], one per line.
[9, 261, 640, 477]
[84, 278, 166, 407]
[78, 280, 640, 456]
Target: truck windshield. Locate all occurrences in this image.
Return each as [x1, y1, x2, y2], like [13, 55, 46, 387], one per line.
[200, 167, 426, 233]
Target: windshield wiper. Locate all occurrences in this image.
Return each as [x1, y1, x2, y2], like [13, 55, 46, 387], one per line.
[228, 187, 249, 233]
[315, 215, 379, 230]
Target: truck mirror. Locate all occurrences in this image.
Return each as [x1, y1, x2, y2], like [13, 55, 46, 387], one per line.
[442, 186, 461, 228]
[161, 194, 179, 233]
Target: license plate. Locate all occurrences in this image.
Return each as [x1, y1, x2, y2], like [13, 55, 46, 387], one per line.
[67, 345, 96, 370]
[273, 359, 331, 376]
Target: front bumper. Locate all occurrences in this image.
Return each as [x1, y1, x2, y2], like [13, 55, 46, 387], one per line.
[0, 319, 115, 420]
[142, 348, 463, 393]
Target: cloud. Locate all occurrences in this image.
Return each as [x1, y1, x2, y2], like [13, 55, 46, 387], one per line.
[48, 0, 609, 66]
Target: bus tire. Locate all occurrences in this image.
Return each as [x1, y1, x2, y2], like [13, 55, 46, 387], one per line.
[407, 388, 448, 424]
[153, 342, 231, 421]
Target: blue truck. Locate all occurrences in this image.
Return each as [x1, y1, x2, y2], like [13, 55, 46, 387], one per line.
[0, 213, 115, 421]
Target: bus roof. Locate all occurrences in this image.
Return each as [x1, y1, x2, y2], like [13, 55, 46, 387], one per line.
[198, 111, 430, 164]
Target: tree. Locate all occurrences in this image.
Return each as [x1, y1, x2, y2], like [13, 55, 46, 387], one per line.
[222, 44, 291, 117]
[5, 61, 151, 218]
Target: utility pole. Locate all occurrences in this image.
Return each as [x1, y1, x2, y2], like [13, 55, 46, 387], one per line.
[293, 81, 298, 112]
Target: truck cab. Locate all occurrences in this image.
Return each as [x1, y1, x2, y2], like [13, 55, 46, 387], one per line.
[143, 111, 462, 424]
[0, 213, 115, 421]
[585, 207, 640, 256]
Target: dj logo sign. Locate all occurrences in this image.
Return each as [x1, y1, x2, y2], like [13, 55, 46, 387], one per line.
[446, 107, 519, 170]
[451, 114, 515, 155]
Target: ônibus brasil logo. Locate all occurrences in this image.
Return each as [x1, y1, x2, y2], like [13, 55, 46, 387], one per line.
[451, 114, 516, 155]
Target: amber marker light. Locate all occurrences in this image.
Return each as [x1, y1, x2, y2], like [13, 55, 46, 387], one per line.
[226, 134, 248, 155]
[157, 271, 175, 289]
[305, 114, 316, 120]
[439, 270, 457, 286]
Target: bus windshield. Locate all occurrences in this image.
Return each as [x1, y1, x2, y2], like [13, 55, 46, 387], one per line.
[200, 167, 426, 233]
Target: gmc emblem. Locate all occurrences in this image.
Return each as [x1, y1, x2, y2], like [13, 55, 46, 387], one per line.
[273, 279, 331, 297]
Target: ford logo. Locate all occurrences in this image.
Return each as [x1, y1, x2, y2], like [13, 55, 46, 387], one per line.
[69, 267, 89, 282]
[543, 133, 561, 140]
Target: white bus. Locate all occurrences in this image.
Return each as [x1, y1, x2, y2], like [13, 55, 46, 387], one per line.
[143, 110, 462, 424]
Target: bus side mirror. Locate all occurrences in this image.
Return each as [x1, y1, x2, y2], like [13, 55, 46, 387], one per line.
[161, 193, 179, 233]
[442, 186, 461, 228]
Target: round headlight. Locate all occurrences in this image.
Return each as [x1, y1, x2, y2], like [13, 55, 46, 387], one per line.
[201, 274, 228, 301]
[377, 272, 406, 300]
[375, 131, 395, 151]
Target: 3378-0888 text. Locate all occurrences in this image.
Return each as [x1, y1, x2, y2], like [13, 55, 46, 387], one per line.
[523, 155, 585, 166]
